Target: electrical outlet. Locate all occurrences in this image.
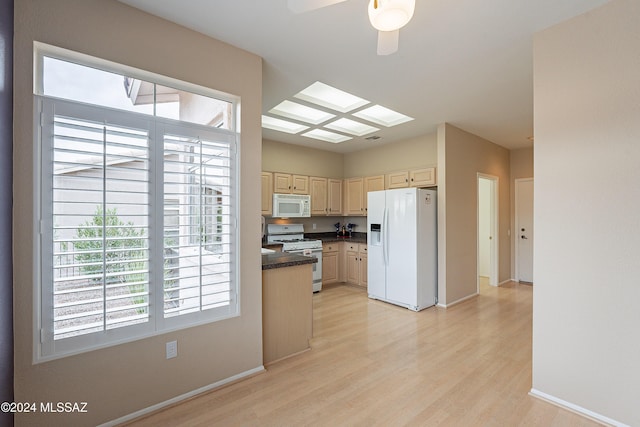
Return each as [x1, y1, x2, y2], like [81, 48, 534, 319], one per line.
[312, 223, 317, 230]
[166, 340, 177, 359]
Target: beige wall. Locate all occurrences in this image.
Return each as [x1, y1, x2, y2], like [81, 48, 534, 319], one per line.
[510, 147, 533, 179]
[263, 133, 437, 180]
[437, 123, 511, 306]
[532, 1, 640, 425]
[343, 133, 437, 178]
[509, 147, 533, 277]
[13, 1, 263, 425]
[263, 139, 344, 178]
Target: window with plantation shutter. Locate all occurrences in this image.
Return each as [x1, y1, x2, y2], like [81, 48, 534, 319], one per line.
[46, 103, 152, 343]
[161, 125, 236, 322]
[35, 47, 239, 361]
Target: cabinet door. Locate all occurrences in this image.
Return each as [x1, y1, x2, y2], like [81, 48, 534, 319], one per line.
[359, 253, 367, 288]
[273, 173, 292, 193]
[322, 251, 339, 284]
[346, 250, 360, 284]
[291, 175, 309, 194]
[310, 177, 328, 215]
[358, 244, 368, 288]
[410, 167, 436, 187]
[345, 178, 364, 215]
[261, 172, 273, 215]
[363, 175, 384, 215]
[327, 179, 343, 215]
[386, 171, 410, 189]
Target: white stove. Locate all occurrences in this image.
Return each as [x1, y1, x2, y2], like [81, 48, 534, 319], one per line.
[267, 224, 323, 292]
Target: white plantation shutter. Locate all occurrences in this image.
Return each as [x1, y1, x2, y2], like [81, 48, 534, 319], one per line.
[160, 123, 237, 327]
[38, 98, 238, 359]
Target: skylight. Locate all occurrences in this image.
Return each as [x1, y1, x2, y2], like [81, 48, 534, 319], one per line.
[294, 81, 369, 113]
[302, 129, 352, 143]
[261, 115, 309, 134]
[324, 118, 379, 136]
[263, 82, 414, 143]
[353, 105, 413, 127]
[269, 100, 335, 125]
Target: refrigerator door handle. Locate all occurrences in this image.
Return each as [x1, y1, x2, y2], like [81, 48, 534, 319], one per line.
[383, 207, 389, 266]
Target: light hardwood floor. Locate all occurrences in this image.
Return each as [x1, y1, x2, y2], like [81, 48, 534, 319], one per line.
[124, 282, 601, 426]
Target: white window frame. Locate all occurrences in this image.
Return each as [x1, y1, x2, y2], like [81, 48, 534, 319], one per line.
[33, 44, 241, 362]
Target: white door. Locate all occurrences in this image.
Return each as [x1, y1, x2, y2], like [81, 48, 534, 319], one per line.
[478, 175, 498, 287]
[516, 178, 534, 283]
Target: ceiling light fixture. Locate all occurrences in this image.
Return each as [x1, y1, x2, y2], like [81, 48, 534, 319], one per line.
[262, 115, 310, 134]
[325, 118, 379, 136]
[269, 100, 335, 125]
[353, 104, 413, 127]
[288, 0, 415, 55]
[368, 0, 415, 32]
[294, 81, 369, 113]
[302, 129, 352, 144]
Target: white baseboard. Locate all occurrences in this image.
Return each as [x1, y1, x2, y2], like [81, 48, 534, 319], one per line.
[529, 388, 628, 427]
[99, 365, 266, 427]
[498, 279, 513, 286]
[437, 292, 478, 308]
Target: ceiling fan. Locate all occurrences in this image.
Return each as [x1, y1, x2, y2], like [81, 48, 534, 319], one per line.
[288, 0, 416, 55]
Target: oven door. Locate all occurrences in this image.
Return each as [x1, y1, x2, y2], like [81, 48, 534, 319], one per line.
[286, 248, 322, 292]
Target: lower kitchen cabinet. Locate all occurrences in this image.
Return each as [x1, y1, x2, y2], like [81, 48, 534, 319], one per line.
[359, 250, 367, 288]
[322, 242, 342, 285]
[346, 243, 367, 288]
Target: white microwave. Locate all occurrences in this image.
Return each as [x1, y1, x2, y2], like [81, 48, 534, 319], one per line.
[272, 193, 311, 218]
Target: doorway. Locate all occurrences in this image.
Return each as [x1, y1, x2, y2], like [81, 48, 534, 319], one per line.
[515, 178, 534, 283]
[477, 174, 498, 289]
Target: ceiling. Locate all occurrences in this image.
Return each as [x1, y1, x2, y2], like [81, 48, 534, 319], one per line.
[117, 0, 610, 153]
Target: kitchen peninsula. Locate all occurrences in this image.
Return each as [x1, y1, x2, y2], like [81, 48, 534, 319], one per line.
[261, 251, 317, 365]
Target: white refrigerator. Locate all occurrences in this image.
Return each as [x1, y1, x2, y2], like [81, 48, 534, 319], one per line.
[367, 187, 437, 311]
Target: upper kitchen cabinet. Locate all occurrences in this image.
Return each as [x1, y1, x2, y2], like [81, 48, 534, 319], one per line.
[345, 175, 384, 216]
[386, 170, 409, 189]
[327, 179, 342, 215]
[274, 173, 309, 194]
[386, 167, 436, 189]
[363, 175, 384, 215]
[345, 177, 365, 216]
[310, 177, 343, 216]
[261, 172, 273, 215]
[410, 167, 436, 187]
[310, 177, 328, 215]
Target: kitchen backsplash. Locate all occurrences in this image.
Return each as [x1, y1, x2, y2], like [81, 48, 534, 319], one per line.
[264, 216, 367, 235]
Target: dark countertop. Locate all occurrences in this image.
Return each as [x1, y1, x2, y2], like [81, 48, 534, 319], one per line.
[263, 243, 283, 250]
[305, 232, 367, 245]
[262, 251, 318, 270]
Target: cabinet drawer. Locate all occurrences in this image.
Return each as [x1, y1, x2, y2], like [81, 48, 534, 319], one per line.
[323, 243, 339, 253]
[346, 243, 358, 252]
[359, 244, 367, 254]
